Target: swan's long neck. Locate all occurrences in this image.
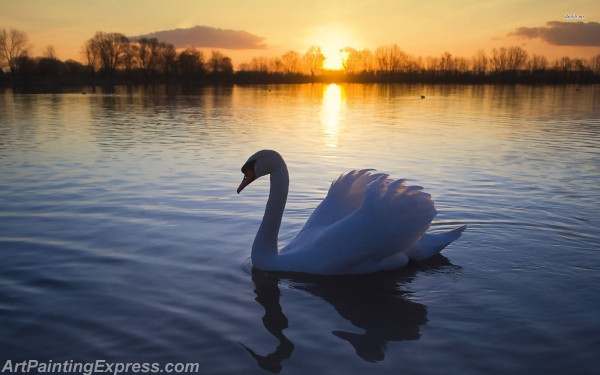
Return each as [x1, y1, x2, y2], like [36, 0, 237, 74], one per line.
[252, 159, 289, 266]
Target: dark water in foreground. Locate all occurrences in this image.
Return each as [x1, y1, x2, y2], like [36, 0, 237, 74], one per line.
[1, 84, 599, 374]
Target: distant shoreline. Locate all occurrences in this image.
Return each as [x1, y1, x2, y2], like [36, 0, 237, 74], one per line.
[1, 70, 599, 92]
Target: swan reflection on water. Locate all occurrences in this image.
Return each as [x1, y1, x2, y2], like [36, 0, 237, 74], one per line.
[241, 255, 460, 373]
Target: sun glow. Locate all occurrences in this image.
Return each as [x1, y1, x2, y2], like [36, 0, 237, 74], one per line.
[312, 26, 353, 71]
[322, 45, 344, 70]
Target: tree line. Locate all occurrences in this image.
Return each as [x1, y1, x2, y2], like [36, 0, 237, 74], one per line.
[1, 27, 599, 86]
[239, 44, 600, 84]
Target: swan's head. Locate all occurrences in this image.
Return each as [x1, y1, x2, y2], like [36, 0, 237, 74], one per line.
[237, 150, 284, 194]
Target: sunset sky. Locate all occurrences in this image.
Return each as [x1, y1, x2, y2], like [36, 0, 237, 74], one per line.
[1, 0, 599, 69]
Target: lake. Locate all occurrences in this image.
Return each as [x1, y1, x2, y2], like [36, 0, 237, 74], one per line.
[1, 83, 599, 374]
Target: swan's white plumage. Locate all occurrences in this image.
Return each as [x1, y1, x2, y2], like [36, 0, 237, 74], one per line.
[238, 150, 465, 275]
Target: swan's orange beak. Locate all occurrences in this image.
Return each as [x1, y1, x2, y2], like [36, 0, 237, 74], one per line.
[237, 170, 256, 194]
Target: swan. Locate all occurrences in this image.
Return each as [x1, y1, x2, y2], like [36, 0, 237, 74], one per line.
[237, 150, 466, 275]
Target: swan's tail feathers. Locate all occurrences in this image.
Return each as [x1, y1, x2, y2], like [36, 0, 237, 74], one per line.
[407, 225, 467, 261]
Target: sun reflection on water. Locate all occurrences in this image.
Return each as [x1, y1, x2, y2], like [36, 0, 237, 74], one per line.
[320, 84, 346, 148]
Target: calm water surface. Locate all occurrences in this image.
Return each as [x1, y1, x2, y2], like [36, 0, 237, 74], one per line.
[1, 84, 599, 374]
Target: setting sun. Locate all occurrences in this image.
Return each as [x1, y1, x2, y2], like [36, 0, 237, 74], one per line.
[322, 46, 344, 70]
[311, 26, 353, 71]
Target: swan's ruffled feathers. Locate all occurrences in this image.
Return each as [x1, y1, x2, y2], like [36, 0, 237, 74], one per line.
[282, 170, 438, 273]
[359, 176, 437, 256]
[296, 169, 387, 233]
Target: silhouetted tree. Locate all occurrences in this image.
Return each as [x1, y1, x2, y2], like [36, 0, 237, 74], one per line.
[340, 46, 360, 74]
[558, 57, 572, 72]
[506, 46, 528, 72]
[64, 59, 87, 75]
[302, 45, 325, 76]
[527, 54, 548, 73]
[13, 55, 37, 75]
[358, 49, 375, 72]
[37, 57, 67, 76]
[375, 44, 407, 73]
[439, 51, 454, 72]
[247, 56, 270, 72]
[491, 47, 508, 73]
[0, 28, 30, 73]
[471, 49, 488, 75]
[455, 57, 469, 73]
[268, 57, 284, 73]
[137, 38, 161, 74]
[589, 54, 600, 76]
[424, 56, 439, 73]
[43, 45, 56, 59]
[161, 44, 177, 76]
[208, 51, 233, 74]
[281, 50, 301, 73]
[2, 29, 599, 86]
[85, 32, 130, 74]
[177, 47, 205, 78]
[121, 42, 138, 73]
[81, 41, 99, 73]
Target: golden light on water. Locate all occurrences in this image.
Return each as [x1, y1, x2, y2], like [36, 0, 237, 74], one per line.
[320, 84, 346, 148]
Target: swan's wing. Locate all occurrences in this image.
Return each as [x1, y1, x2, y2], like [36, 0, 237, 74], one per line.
[282, 176, 437, 274]
[297, 169, 388, 233]
[350, 176, 437, 257]
[282, 169, 384, 253]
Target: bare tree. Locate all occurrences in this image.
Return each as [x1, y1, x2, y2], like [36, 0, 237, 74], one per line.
[424, 56, 439, 72]
[471, 49, 488, 75]
[248, 56, 269, 72]
[160, 43, 177, 75]
[268, 57, 284, 73]
[85, 32, 130, 73]
[340, 46, 360, 74]
[358, 49, 374, 72]
[589, 54, 600, 75]
[81, 40, 100, 73]
[375, 44, 407, 73]
[43, 45, 56, 59]
[391, 45, 408, 72]
[573, 58, 587, 72]
[138, 38, 161, 73]
[121, 42, 138, 72]
[178, 47, 205, 77]
[527, 54, 548, 72]
[439, 51, 454, 72]
[557, 56, 572, 72]
[491, 47, 508, 73]
[405, 55, 422, 73]
[302, 45, 325, 76]
[0, 28, 30, 72]
[281, 50, 300, 73]
[454, 57, 469, 73]
[208, 51, 233, 74]
[506, 46, 528, 72]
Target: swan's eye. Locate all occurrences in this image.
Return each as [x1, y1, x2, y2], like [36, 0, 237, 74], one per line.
[241, 159, 257, 175]
[237, 159, 258, 194]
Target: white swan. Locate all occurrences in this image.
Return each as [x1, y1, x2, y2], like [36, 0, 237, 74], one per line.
[237, 150, 466, 275]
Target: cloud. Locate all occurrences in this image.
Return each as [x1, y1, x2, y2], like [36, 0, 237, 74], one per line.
[131, 25, 267, 49]
[508, 21, 600, 46]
